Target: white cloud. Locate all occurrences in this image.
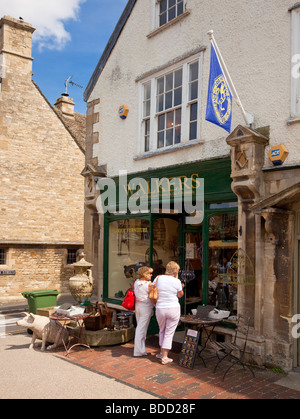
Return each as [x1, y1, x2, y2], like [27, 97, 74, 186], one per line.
[0, 0, 86, 50]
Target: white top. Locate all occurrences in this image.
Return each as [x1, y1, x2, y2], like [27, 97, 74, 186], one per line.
[154, 275, 183, 309]
[134, 279, 153, 305]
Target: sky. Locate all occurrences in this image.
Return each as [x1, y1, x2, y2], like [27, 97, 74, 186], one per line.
[0, 0, 128, 114]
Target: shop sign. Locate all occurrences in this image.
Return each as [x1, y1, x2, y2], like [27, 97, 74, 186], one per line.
[96, 170, 204, 225]
[178, 329, 200, 369]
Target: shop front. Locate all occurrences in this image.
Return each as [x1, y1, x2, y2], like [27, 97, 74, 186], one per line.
[100, 157, 238, 332]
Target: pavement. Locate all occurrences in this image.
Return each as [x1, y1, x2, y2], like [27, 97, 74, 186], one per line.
[1, 298, 300, 400]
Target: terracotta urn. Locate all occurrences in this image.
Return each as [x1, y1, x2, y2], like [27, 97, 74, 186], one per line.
[69, 252, 94, 304]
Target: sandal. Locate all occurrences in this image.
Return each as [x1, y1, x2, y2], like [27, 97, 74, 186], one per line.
[161, 357, 173, 365]
[156, 353, 163, 359]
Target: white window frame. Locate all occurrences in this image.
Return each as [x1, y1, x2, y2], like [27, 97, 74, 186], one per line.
[151, 0, 187, 31]
[291, 6, 300, 117]
[138, 52, 203, 155]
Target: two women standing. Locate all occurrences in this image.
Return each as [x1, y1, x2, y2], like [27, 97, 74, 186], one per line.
[133, 261, 184, 365]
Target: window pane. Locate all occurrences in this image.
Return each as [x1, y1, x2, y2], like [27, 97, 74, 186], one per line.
[108, 220, 150, 300]
[174, 69, 182, 88]
[157, 131, 164, 148]
[175, 108, 181, 125]
[168, 6, 176, 21]
[144, 100, 150, 117]
[160, 11, 167, 26]
[157, 94, 164, 112]
[157, 77, 164, 95]
[189, 80, 198, 101]
[165, 91, 173, 109]
[189, 103, 197, 140]
[189, 62, 198, 82]
[166, 73, 173, 91]
[160, 0, 167, 13]
[190, 102, 197, 121]
[174, 87, 182, 106]
[144, 82, 151, 99]
[169, 0, 176, 7]
[175, 125, 181, 143]
[189, 121, 197, 140]
[177, 0, 184, 15]
[166, 128, 173, 146]
[158, 114, 165, 131]
[166, 111, 174, 128]
[145, 119, 150, 152]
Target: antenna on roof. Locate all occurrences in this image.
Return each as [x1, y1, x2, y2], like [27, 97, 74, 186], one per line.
[64, 76, 83, 95]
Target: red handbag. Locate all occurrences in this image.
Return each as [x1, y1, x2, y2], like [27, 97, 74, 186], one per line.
[122, 285, 135, 310]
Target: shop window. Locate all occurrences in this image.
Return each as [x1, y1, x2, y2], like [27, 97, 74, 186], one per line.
[108, 219, 150, 300]
[139, 53, 202, 154]
[208, 214, 238, 313]
[0, 249, 6, 265]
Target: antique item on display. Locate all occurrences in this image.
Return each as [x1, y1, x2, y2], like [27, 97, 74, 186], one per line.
[69, 252, 94, 304]
[117, 312, 133, 329]
[84, 301, 114, 331]
[16, 312, 69, 351]
[178, 329, 201, 370]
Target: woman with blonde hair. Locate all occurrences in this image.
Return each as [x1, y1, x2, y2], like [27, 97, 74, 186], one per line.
[133, 266, 154, 357]
[152, 261, 184, 365]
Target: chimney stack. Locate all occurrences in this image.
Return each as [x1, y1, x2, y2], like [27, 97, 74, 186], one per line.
[0, 16, 35, 83]
[54, 93, 75, 118]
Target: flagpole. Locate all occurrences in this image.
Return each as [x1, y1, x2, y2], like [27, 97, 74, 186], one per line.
[207, 30, 254, 127]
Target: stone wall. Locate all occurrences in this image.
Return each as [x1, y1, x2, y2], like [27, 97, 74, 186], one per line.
[0, 16, 85, 302]
[0, 245, 78, 301]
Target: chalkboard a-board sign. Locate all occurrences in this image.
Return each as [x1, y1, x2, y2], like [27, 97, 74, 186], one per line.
[178, 329, 200, 369]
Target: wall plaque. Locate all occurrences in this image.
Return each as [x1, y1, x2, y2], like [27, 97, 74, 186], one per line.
[0, 270, 16, 275]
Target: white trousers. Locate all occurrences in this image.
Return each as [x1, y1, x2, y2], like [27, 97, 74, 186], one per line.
[134, 301, 153, 356]
[156, 306, 181, 350]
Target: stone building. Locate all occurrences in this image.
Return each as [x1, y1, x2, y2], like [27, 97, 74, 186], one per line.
[83, 0, 300, 371]
[0, 16, 85, 302]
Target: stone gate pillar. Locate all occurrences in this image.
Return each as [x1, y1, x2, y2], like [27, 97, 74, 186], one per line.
[226, 125, 269, 327]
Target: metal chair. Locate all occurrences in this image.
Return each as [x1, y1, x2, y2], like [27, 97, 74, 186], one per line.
[213, 315, 255, 381]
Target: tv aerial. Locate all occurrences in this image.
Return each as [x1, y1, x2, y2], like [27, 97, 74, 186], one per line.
[64, 76, 83, 95]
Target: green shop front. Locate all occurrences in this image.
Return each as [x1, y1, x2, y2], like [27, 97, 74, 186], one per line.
[100, 157, 238, 332]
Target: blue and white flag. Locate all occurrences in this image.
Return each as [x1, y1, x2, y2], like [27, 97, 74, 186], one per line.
[205, 42, 232, 133]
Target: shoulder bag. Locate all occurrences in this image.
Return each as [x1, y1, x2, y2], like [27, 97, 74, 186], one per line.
[149, 276, 159, 305]
[122, 284, 135, 311]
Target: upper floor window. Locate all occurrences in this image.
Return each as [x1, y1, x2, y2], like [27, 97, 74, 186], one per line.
[159, 0, 184, 26]
[291, 5, 300, 117]
[139, 53, 202, 154]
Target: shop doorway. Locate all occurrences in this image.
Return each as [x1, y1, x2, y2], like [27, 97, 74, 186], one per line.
[184, 231, 203, 312]
[295, 207, 300, 368]
[297, 241, 300, 367]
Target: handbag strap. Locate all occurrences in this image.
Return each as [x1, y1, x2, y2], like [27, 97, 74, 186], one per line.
[153, 275, 160, 288]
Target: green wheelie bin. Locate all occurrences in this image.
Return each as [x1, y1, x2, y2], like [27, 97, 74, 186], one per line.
[21, 289, 60, 314]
